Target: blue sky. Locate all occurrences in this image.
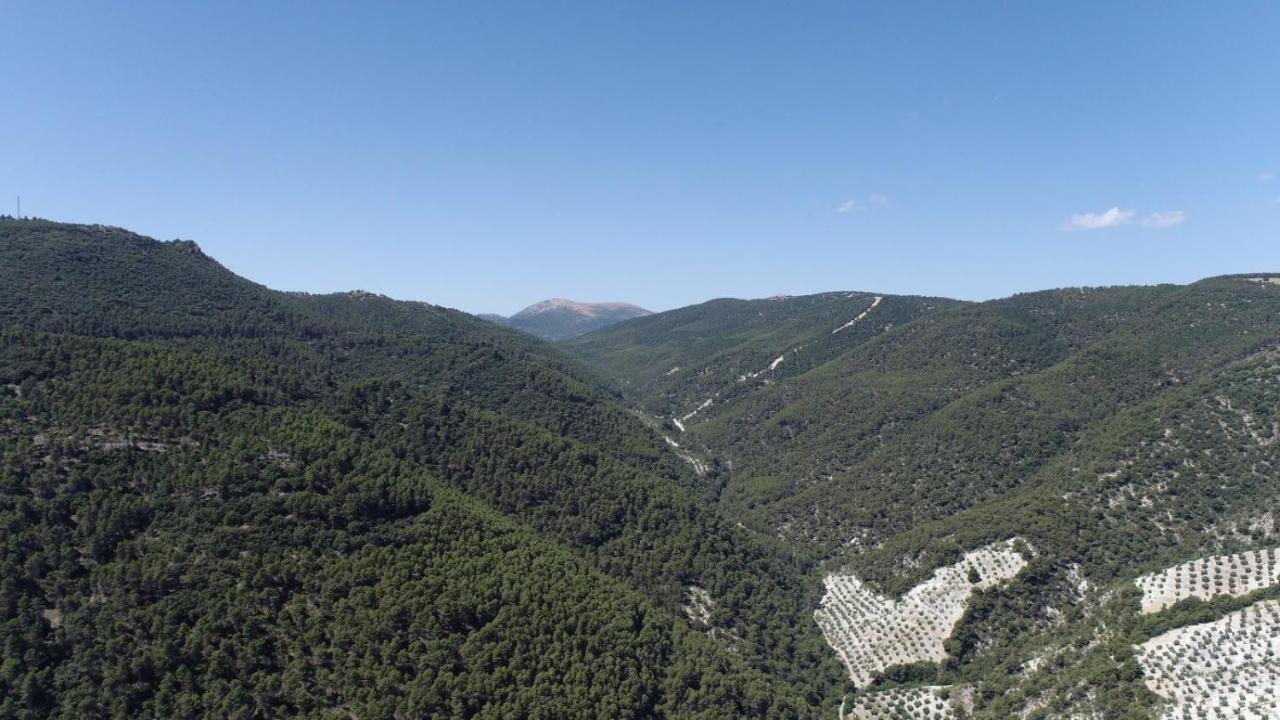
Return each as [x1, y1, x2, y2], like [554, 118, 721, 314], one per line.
[2, 2, 1277, 314]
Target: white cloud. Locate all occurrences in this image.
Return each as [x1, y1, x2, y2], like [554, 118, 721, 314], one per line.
[1063, 207, 1184, 231]
[1064, 207, 1135, 230]
[1139, 210, 1185, 228]
[837, 193, 889, 214]
[1258, 172, 1275, 183]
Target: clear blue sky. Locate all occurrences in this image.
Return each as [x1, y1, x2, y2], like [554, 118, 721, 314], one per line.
[3, 2, 1278, 314]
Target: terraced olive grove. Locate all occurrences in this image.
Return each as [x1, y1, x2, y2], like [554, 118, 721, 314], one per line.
[1135, 548, 1280, 613]
[1137, 600, 1280, 719]
[569, 271, 1280, 718]
[816, 539, 1031, 687]
[842, 686, 968, 720]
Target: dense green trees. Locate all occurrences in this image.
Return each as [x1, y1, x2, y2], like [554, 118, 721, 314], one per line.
[0, 328, 829, 718]
[568, 269, 1280, 717]
[5, 218, 1279, 718]
[0, 220, 842, 718]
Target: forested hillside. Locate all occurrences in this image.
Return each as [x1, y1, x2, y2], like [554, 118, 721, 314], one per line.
[0, 219, 845, 718]
[6, 218, 1280, 719]
[566, 274, 1280, 718]
[564, 291, 960, 419]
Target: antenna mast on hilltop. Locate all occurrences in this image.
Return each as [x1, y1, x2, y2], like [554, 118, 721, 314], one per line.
[15, 196, 20, 219]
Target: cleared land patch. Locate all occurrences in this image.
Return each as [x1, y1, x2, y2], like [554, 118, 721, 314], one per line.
[1136, 599, 1280, 720]
[683, 585, 714, 625]
[815, 539, 1030, 687]
[841, 685, 969, 719]
[832, 295, 883, 334]
[1134, 547, 1280, 613]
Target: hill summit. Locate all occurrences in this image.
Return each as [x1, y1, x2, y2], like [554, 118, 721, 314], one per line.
[482, 297, 651, 340]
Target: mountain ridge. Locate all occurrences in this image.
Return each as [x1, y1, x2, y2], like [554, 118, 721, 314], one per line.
[563, 271, 1280, 716]
[6, 217, 1280, 718]
[0, 218, 844, 717]
[480, 296, 651, 340]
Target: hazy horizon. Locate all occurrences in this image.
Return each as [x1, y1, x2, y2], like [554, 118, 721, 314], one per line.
[6, 213, 1278, 318]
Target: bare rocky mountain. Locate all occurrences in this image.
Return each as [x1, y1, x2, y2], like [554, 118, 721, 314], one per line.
[482, 297, 652, 340]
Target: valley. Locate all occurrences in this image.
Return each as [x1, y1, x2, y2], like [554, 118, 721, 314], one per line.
[7, 3, 1274, 717]
[564, 270, 1280, 718]
[3, 218, 1280, 718]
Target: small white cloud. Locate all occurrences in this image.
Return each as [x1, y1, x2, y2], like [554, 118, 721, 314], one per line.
[1064, 207, 1135, 231]
[1258, 172, 1276, 183]
[837, 193, 890, 214]
[1139, 210, 1186, 228]
[1063, 207, 1184, 231]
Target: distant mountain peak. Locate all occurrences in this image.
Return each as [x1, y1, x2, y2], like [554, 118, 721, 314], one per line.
[482, 298, 651, 340]
[514, 297, 648, 319]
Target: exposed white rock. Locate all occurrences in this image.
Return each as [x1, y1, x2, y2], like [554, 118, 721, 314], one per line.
[833, 296, 884, 334]
[738, 352, 791, 383]
[681, 398, 713, 422]
[683, 585, 715, 625]
[677, 452, 709, 475]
